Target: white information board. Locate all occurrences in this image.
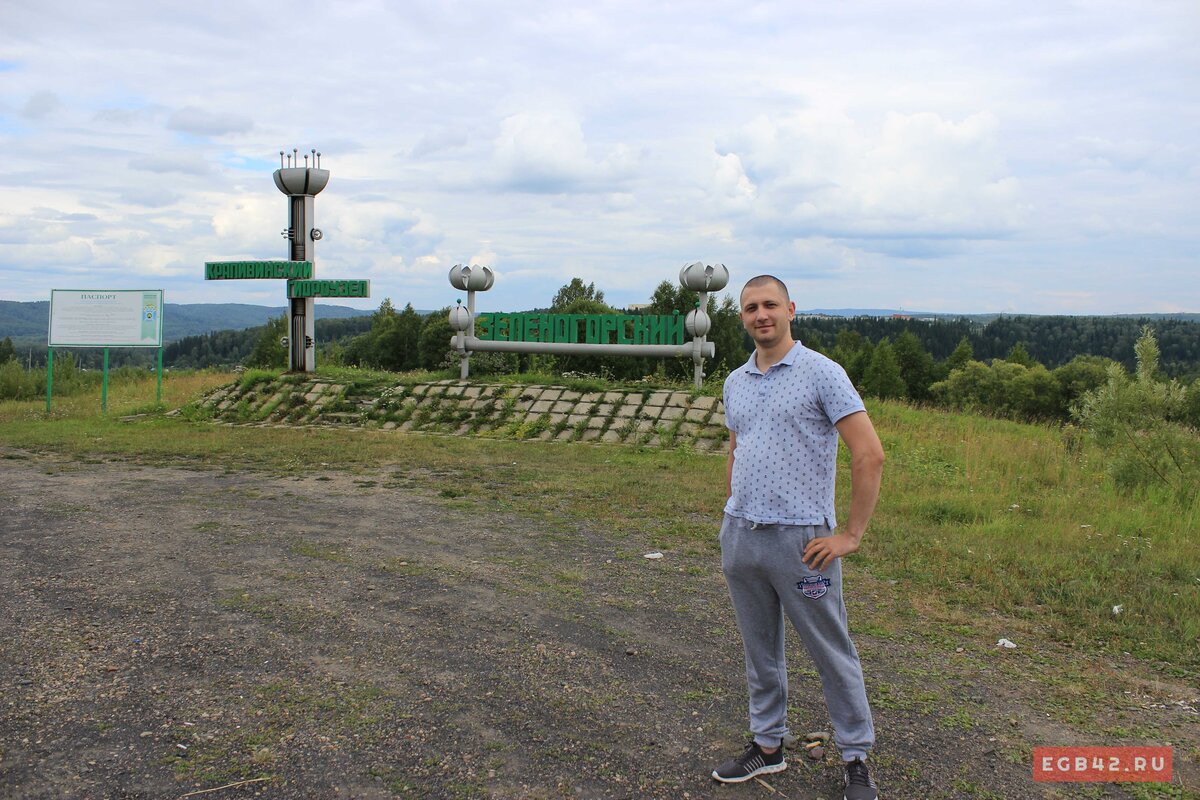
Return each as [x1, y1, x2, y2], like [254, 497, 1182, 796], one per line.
[48, 290, 164, 347]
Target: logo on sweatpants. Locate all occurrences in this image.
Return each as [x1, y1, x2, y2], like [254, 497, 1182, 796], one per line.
[797, 575, 831, 599]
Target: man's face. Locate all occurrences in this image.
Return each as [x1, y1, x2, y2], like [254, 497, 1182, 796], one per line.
[739, 282, 796, 349]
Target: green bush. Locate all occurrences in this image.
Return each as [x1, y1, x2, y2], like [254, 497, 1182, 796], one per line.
[0, 354, 115, 401]
[1074, 326, 1198, 505]
[0, 360, 38, 400]
[930, 359, 1063, 421]
[246, 315, 287, 368]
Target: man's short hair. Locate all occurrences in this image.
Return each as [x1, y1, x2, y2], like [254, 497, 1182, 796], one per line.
[741, 275, 790, 302]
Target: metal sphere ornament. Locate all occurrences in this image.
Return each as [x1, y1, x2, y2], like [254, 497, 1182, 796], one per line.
[679, 262, 730, 293]
[448, 301, 472, 332]
[685, 308, 711, 338]
[448, 264, 495, 292]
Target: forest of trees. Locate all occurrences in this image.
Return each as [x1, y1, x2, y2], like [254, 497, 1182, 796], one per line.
[165, 314, 378, 369]
[793, 322, 1200, 427]
[793, 314, 1200, 378]
[310, 282, 1199, 427]
[5, 279, 1200, 429]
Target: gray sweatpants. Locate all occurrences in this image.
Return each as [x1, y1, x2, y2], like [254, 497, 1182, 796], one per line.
[719, 513, 875, 761]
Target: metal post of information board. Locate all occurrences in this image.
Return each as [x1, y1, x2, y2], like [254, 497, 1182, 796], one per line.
[45, 347, 53, 412]
[157, 347, 163, 405]
[101, 348, 109, 414]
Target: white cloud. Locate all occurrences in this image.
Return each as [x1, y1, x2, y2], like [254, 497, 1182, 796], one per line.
[167, 106, 253, 137]
[322, 197, 443, 267]
[118, 187, 182, 208]
[209, 195, 277, 253]
[713, 107, 1024, 247]
[711, 153, 756, 210]
[129, 155, 210, 176]
[491, 111, 634, 193]
[22, 90, 60, 120]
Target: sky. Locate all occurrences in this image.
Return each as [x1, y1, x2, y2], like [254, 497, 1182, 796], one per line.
[1, 0, 1198, 316]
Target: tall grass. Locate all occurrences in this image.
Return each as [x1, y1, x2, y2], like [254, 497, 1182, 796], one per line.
[865, 403, 1199, 674]
[0, 368, 233, 419]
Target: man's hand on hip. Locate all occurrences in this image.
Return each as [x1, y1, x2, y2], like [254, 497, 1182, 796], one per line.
[802, 533, 860, 572]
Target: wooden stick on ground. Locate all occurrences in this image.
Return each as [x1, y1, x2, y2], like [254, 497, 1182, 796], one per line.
[178, 777, 272, 798]
[753, 775, 789, 797]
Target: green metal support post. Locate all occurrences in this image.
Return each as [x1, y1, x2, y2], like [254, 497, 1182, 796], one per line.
[101, 348, 109, 414]
[45, 347, 53, 412]
[157, 348, 163, 405]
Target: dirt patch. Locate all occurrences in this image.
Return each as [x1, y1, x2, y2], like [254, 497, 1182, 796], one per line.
[0, 449, 1193, 799]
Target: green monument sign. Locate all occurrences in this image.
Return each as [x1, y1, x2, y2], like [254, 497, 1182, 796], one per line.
[204, 260, 313, 280]
[448, 262, 730, 390]
[477, 312, 685, 346]
[287, 279, 370, 299]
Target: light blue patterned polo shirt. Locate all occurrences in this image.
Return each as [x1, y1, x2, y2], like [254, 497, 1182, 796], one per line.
[723, 341, 866, 527]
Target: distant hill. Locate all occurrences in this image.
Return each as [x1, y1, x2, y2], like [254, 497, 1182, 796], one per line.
[0, 300, 373, 342]
[801, 308, 949, 318]
[802, 308, 1200, 322]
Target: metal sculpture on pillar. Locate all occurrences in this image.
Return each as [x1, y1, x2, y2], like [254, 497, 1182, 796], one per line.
[204, 150, 369, 373]
[679, 261, 730, 389]
[273, 149, 329, 372]
[447, 264, 496, 380]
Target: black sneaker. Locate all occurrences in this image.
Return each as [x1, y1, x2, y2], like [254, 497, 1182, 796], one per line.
[844, 757, 878, 800]
[711, 741, 786, 783]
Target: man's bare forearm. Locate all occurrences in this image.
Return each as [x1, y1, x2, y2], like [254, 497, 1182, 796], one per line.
[842, 449, 883, 543]
[834, 412, 884, 543]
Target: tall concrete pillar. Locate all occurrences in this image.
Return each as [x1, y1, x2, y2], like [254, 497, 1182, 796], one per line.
[273, 149, 329, 372]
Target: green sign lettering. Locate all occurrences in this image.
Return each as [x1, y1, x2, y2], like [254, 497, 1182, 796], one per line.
[476, 312, 684, 346]
[287, 279, 371, 299]
[204, 260, 314, 280]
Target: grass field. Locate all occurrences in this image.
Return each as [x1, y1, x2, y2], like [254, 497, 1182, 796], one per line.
[3, 370, 1198, 690]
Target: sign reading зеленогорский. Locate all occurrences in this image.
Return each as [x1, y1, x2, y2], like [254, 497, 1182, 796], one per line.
[48, 290, 163, 347]
[477, 312, 686, 346]
[204, 260, 313, 280]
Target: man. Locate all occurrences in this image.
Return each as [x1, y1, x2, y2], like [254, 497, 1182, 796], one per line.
[711, 275, 884, 800]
